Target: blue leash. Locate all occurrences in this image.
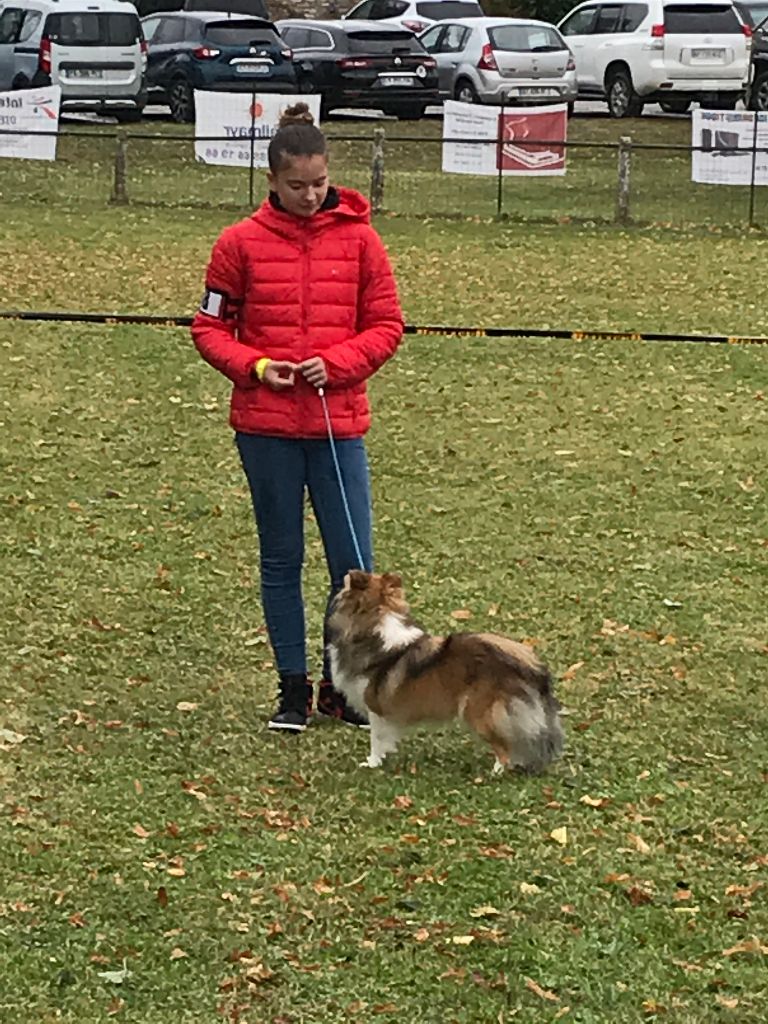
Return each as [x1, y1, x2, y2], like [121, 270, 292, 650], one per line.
[317, 387, 365, 571]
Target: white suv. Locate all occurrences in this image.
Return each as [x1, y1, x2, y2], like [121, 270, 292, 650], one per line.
[343, 0, 483, 35]
[558, 0, 752, 116]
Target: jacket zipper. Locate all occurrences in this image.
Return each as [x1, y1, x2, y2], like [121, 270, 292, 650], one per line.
[299, 230, 311, 435]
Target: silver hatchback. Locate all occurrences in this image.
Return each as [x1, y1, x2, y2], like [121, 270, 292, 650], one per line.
[419, 16, 577, 106]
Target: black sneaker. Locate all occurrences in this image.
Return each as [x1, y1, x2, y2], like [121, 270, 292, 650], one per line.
[268, 675, 313, 733]
[316, 681, 370, 730]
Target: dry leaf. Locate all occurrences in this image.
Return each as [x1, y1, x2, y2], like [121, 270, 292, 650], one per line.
[722, 937, 768, 957]
[520, 882, 541, 895]
[166, 867, 186, 878]
[580, 795, 609, 808]
[175, 702, 198, 712]
[392, 795, 413, 809]
[674, 889, 692, 902]
[470, 905, 500, 918]
[169, 947, 188, 960]
[550, 827, 568, 847]
[451, 609, 472, 621]
[625, 885, 653, 906]
[156, 886, 168, 908]
[525, 977, 559, 1003]
[133, 779, 143, 796]
[628, 833, 652, 855]
[413, 928, 430, 942]
[451, 935, 475, 945]
[716, 996, 740, 1009]
[560, 662, 584, 682]
[132, 823, 151, 839]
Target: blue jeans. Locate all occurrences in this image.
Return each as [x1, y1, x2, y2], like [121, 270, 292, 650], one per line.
[235, 433, 374, 679]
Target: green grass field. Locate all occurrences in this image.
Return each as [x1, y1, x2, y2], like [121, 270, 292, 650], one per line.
[1, 122, 767, 1023]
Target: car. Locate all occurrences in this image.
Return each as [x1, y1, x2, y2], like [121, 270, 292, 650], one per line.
[0, 0, 147, 121]
[418, 17, 577, 107]
[342, 0, 483, 35]
[140, 10, 296, 122]
[276, 18, 439, 118]
[735, 0, 768, 107]
[558, 0, 753, 117]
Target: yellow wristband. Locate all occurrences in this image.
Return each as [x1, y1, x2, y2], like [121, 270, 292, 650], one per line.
[254, 357, 270, 381]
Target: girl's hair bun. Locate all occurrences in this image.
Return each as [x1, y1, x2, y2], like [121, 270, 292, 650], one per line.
[279, 102, 316, 128]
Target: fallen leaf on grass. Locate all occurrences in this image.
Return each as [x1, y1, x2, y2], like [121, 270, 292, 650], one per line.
[560, 662, 584, 682]
[580, 795, 610, 808]
[0, 728, 26, 750]
[413, 928, 430, 942]
[625, 885, 653, 906]
[106, 998, 125, 1016]
[156, 887, 168, 908]
[392, 795, 413, 809]
[244, 963, 275, 985]
[628, 833, 652, 855]
[451, 935, 475, 945]
[716, 996, 740, 1009]
[550, 827, 568, 847]
[520, 882, 541, 895]
[525, 977, 559, 1002]
[372, 1004, 398, 1014]
[722, 937, 768, 957]
[167, 867, 186, 878]
[175, 702, 198, 712]
[131, 824, 151, 839]
[725, 882, 763, 897]
[470, 905, 500, 918]
[169, 947, 188, 960]
[451, 609, 472, 621]
[69, 912, 86, 928]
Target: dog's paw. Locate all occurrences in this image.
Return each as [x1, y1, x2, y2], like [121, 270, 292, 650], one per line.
[491, 758, 507, 777]
[359, 755, 383, 769]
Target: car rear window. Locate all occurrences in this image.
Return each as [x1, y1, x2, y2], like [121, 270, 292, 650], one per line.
[488, 24, 566, 51]
[415, 1, 482, 16]
[663, 4, 742, 32]
[346, 29, 424, 52]
[45, 12, 140, 45]
[204, 21, 278, 45]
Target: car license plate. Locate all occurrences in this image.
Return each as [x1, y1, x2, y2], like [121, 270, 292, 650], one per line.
[519, 87, 554, 95]
[69, 69, 104, 79]
[236, 63, 269, 74]
[380, 75, 415, 87]
[691, 48, 724, 59]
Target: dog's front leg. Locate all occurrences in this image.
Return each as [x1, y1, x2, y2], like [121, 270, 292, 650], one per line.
[359, 713, 399, 769]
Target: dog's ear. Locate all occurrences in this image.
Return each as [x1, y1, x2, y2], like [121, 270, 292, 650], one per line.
[382, 572, 403, 591]
[348, 570, 370, 591]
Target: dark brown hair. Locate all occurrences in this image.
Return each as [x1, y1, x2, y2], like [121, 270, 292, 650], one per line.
[267, 103, 327, 173]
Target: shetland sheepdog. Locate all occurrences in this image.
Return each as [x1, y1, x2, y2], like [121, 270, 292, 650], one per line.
[328, 571, 564, 774]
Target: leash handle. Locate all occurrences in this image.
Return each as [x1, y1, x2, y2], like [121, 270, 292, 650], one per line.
[318, 387, 366, 571]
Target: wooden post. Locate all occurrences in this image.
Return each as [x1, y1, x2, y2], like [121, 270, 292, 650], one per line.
[110, 137, 128, 205]
[615, 135, 632, 225]
[370, 126, 385, 214]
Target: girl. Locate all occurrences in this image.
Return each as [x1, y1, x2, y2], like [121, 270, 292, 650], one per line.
[191, 103, 403, 733]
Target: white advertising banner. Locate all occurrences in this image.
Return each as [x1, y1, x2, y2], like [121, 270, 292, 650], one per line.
[0, 86, 61, 161]
[692, 109, 768, 185]
[442, 100, 568, 176]
[194, 92, 322, 168]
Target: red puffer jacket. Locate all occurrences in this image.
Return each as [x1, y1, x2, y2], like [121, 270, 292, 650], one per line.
[191, 187, 403, 438]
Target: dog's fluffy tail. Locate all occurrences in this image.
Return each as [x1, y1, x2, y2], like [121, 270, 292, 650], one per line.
[493, 673, 564, 772]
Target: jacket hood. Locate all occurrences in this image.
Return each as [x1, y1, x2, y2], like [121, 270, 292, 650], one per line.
[252, 186, 371, 239]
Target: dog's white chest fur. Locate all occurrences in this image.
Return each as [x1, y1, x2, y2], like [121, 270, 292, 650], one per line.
[328, 646, 369, 714]
[376, 613, 423, 651]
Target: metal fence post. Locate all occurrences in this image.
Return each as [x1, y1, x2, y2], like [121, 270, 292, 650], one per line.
[370, 126, 385, 214]
[110, 137, 128, 205]
[615, 135, 632, 225]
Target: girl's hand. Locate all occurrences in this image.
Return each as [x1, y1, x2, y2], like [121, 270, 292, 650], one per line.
[263, 360, 296, 391]
[299, 357, 328, 388]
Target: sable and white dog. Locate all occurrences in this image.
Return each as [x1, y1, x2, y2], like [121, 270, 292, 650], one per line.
[327, 571, 564, 774]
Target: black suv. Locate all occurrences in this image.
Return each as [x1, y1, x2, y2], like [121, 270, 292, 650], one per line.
[140, 11, 296, 122]
[276, 19, 438, 118]
[736, 1, 768, 108]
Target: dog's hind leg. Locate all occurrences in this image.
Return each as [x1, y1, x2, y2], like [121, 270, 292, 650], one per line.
[360, 713, 402, 769]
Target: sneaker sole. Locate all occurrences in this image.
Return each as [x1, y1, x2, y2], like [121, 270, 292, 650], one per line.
[268, 721, 307, 732]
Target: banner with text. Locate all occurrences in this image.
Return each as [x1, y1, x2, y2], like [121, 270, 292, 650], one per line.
[692, 109, 768, 185]
[0, 86, 61, 161]
[194, 92, 322, 168]
[442, 101, 567, 176]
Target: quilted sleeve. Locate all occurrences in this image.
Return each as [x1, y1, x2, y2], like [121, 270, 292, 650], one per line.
[321, 228, 403, 388]
[190, 228, 264, 389]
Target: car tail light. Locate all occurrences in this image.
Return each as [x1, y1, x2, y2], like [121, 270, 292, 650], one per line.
[742, 23, 753, 38]
[566, 54, 576, 71]
[140, 38, 148, 69]
[192, 46, 220, 59]
[38, 36, 51, 75]
[477, 43, 498, 72]
[337, 57, 371, 69]
[402, 18, 428, 32]
[651, 23, 665, 37]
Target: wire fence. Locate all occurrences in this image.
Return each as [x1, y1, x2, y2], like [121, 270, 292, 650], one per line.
[2, 124, 768, 228]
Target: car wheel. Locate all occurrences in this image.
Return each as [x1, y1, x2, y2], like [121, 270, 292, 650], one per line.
[114, 109, 142, 123]
[749, 71, 768, 111]
[606, 69, 643, 118]
[169, 78, 195, 124]
[454, 79, 478, 104]
[398, 103, 426, 120]
[659, 99, 691, 115]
